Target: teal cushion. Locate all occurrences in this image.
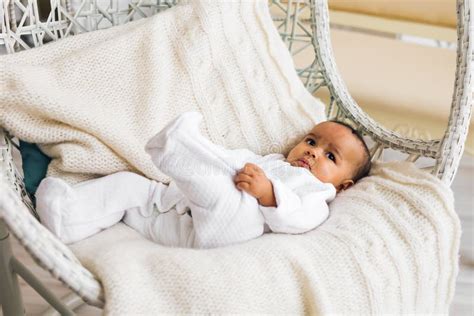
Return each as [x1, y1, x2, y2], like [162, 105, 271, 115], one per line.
[19, 141, 51, 196]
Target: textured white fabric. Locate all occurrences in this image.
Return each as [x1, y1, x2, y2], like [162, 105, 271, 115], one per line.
[0, 0, 325, 185]
[70, 161, 461, 314]
[36, 112, 335, 247]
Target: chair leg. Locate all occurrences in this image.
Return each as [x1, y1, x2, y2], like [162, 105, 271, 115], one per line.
[41, 293, 86, 316]
[0, 220, 25, 315]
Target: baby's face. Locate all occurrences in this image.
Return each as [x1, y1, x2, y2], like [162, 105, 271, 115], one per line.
[286, 121, 365, 192]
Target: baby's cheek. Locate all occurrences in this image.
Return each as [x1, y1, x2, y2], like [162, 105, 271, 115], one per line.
[317, 164, 337, 183]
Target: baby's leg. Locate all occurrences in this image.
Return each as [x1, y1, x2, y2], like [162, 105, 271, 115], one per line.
[35, 171, 164, 244]
[146, 112, 264, 248]
[146, 112, 247, 205]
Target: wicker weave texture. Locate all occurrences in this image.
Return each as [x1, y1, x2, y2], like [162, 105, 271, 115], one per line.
[0, 130, 104, 307]
[434, 0, 473, 184]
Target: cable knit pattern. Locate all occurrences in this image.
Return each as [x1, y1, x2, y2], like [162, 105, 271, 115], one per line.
[70, 161, 460, 314]
[0, 0, 325, 184]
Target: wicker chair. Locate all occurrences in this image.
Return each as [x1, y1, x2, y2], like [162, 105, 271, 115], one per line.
[0, 0, 472, 313]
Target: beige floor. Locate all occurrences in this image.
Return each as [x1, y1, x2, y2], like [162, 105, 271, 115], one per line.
[1, 154, 473, 315]
[449, 154, 474, 315]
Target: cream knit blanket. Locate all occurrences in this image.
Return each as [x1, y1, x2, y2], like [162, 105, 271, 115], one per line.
[0, 0, 325, 184]
[70, 161, 460, 314]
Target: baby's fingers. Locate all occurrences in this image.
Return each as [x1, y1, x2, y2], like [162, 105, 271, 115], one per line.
[243, 163, 257, 171]
[236, 181, 250, 191]
[234, 173, 253, 183]
[241, 163, 262, 175]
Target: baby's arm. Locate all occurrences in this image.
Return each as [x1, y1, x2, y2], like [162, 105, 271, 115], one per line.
[234, 163, 276, 207]
[259, 180, 334, 234]
[234, 163, 336, 234]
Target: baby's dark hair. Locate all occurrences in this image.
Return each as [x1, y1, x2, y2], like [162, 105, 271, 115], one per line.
[330, 120, 372, 182]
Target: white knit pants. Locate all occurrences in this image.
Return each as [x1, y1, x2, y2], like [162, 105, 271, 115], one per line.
[36, 112, 266, 248]
[36, 171, 193, 246]
[146, 111, 265, 248]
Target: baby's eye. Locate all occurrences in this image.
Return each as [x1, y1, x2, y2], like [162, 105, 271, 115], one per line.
[326, 152, 336, 162]
[305, 138, 316, 146]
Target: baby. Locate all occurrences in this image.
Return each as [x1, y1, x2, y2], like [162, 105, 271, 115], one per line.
[36, 112, 371, 248]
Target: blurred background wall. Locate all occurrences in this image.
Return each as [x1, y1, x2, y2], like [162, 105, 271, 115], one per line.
[314, 0, 472, 155]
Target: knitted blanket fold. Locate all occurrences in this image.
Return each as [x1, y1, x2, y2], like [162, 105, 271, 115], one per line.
[0, 0, 325, 184]
[70, 161, 460, 315]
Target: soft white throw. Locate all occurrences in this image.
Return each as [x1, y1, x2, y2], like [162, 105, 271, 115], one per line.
[70, 161, 460, 314]
[0, 0, 325, 184]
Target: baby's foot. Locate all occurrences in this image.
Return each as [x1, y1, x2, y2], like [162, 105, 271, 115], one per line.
[145, 111, 203, 176]
[35, 177, 75, 241]
[145, 111, 202, 153]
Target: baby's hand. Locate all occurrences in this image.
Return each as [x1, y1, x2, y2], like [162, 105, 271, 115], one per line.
[234, 163, 276, 207]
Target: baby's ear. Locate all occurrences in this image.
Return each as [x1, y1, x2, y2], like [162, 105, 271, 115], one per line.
[336, 179, 354, 193]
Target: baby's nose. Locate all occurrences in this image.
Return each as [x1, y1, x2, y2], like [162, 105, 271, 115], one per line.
[308, 147, 325, 159]
[305, 150, 317, 159]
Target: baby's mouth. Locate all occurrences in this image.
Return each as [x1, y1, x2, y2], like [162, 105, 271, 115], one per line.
[295, 158, 311, 170]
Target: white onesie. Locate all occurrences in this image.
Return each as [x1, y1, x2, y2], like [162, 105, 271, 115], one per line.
[36, 112, 336, 248]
